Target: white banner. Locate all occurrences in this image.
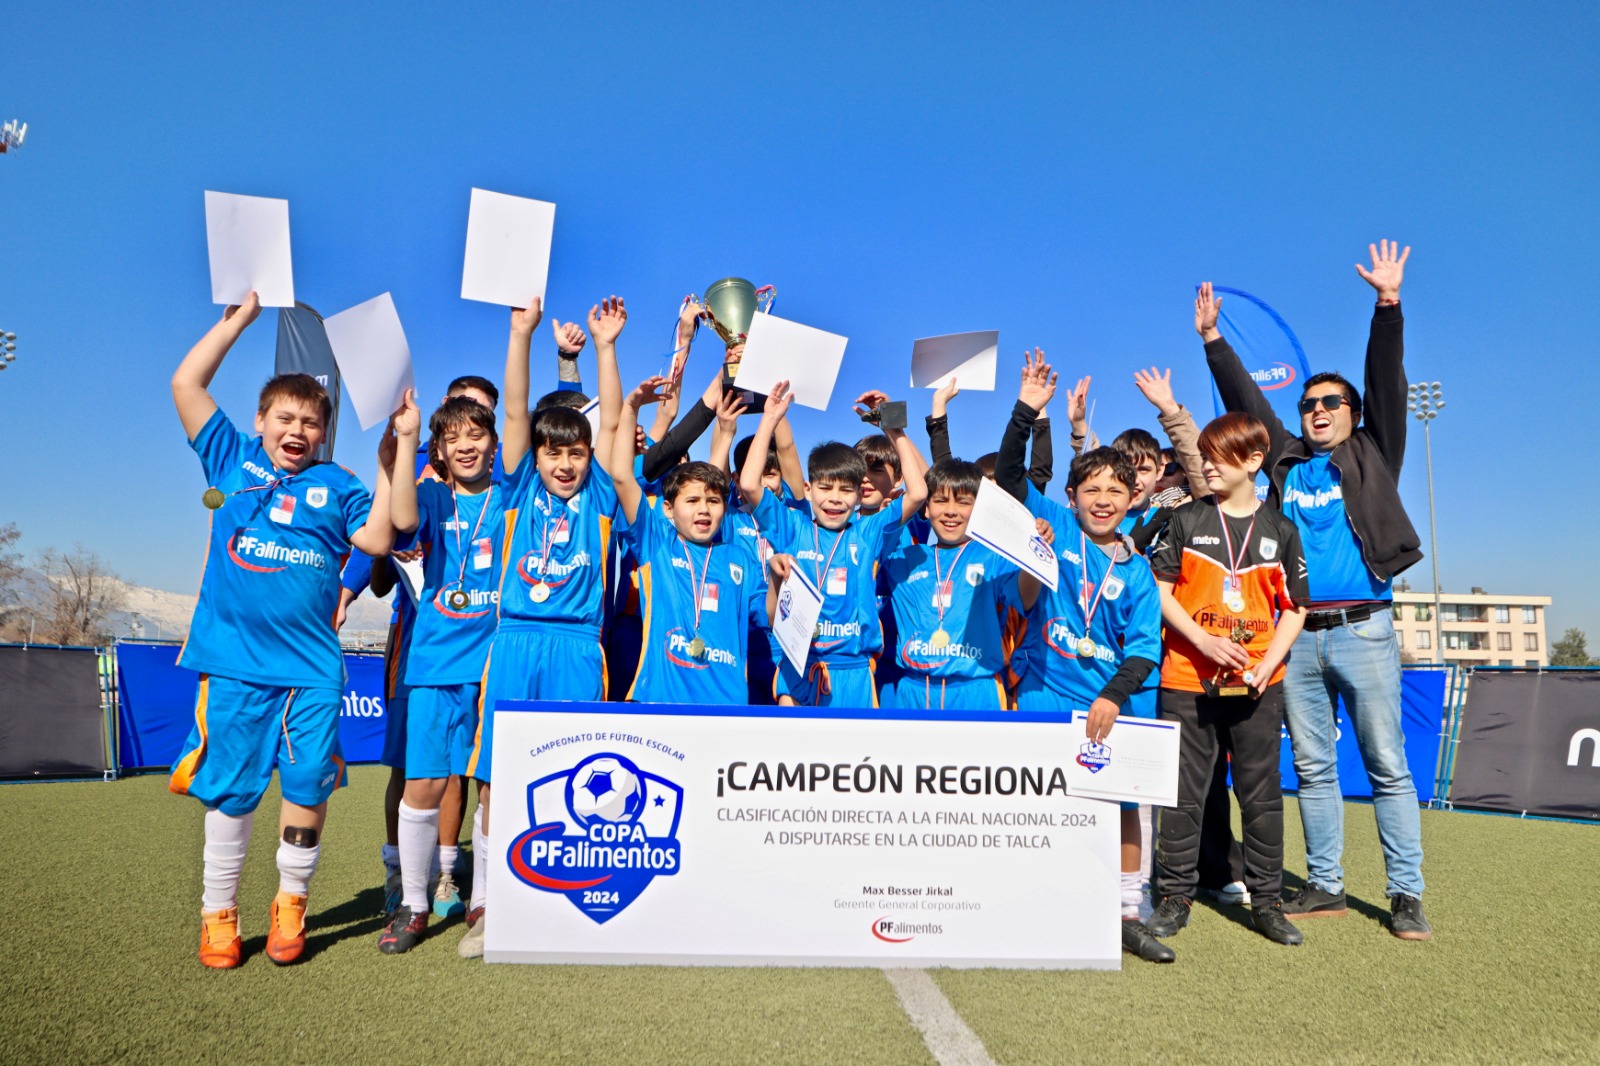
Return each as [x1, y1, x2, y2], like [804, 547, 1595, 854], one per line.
[486, 703, 1120, 968]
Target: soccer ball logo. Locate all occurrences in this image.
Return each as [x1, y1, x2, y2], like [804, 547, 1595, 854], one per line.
[565, 754, 646, 827]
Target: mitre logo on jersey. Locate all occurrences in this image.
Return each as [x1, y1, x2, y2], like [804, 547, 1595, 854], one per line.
[507, 752, 683, 924]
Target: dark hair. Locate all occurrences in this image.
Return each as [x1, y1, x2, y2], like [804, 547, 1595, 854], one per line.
[428, 396, 498, 450]
[854, 434, 901, 480]
[974, 452, 998, 479]
[1069, 446, 1139, 494]
[531, 405, 592, 451]
[447, 375, 500, 408]
[1160, 446, 1177, 464]
[257, 373, 332, 426]
[1197, 412, 1270, 468]
[662, 461, 731, 504]
[1301, 372, 1362, 423]
[926, 459, 984, 501]
[807, 441, 868, 487]
[535, 389, 590, 412]
[1111, 427, 1161, 466]
[734, 434, 779, 476]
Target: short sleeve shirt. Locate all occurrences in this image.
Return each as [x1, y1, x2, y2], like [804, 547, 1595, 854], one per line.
[403, 480, 506, 686]
[884, 540, 1019, 680]
[497, 457, 620, 628]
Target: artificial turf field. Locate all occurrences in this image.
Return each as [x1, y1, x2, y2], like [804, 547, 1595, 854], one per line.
[2, 767, 1596, 1065]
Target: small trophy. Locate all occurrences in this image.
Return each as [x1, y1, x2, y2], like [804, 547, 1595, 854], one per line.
[698, 277, 777, 394]
[1204, 619, 1256, 698]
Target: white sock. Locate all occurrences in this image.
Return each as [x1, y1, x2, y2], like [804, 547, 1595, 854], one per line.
[470, 805, 488, 912]
[202, 808, 254, 912]
[438, 844, 460, 879]
[381, 842, 399, 873]
[1121, 871, 1143, 920]
[398, 801, 440, 912]
[276, 838, 321, 897]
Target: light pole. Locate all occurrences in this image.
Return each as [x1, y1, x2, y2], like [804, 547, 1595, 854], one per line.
[0, 330, 16, 373]
[1408, 381, 1445, 660]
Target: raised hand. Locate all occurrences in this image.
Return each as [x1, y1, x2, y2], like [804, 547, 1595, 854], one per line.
[764, 379, 795, 420]
[552, 317, 588, 355]
[932, 377, 960, 418]
[1034, 516, 1055, 546]
[679, 297, 707, 339]
[392, 388, 422, 438]
[1017, 348, 1058, 413]
[715, 388, 748, 432]
[511, 297, 544, 338]
[377, 421, 399, 471]
[1085, 697, 1119, 743]
[587, 295, 628, 345]
[626, 375, 672, 409]
[1194, 282, 1222, 340]
[1133, 367, 1181, 417]
[852, 389, 891, 421]
[1356, 239, 1410, 303]
[223, 291, 262, 331]
[767, 552, 794, 587]
[1067, 375, 1091, 432]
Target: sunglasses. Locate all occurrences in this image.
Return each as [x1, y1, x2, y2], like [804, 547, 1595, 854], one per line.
[1298, 394, 1351, 415]
[1162, 462, 1182, 477]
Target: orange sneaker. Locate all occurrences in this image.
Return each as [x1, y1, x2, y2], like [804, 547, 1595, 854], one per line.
[199, 907, 241, 969]
[265, 892, 309, 965]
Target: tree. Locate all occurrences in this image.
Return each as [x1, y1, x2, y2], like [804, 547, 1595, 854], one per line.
[0, 522, 21, 628]
[1549, 628, 1599, 667]
[35, 544, 127, 646]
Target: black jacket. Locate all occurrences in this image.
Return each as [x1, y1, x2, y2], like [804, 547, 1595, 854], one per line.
[1205, 303, 1422, 583]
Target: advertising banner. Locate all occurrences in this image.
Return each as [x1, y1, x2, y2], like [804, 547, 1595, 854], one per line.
[1277, 665, 1447, 803]
[1449, 669, 1600, 821]
[486, 703, 1121, 969]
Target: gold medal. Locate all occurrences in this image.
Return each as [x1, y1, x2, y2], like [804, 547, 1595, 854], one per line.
[447, 589, 471, 611]
[688, 636, 706, 658]
[202, 488, 225, 510]
[530, 582, 551, 603]
[929, 629, 950, 650]
[1077, 637, 1096, 657]
[1225, 594, 1245, 614]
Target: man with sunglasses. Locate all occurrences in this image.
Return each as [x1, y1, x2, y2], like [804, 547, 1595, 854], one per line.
[1194, 241, 1430, 941]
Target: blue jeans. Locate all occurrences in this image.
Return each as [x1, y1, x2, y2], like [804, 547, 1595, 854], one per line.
[1282, 610, 1424, 898]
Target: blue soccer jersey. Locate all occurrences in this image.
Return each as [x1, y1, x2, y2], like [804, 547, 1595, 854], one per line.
[497, 457, 620, 627]
[179, 409, 372, 689]
[751, 490, 904, 664]
[620, 504, 766, 705]
[884, 540, 1020, 680]
[403, 480, 506, 687]
[1017, 483, 1162, 710]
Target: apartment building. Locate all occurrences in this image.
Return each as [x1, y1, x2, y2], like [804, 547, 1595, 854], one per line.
[1389, 587, 1551, 667]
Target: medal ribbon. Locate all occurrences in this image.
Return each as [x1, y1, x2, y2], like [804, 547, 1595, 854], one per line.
[810, 524, 848, 601]
[930, 541, 970, 633]
[448, 485, 494, 596]
[533, 485, 577, 585]
[678, 536, 716, 636]
[1078, 530, 1122, 641]
[1217, 504, 1259, 601]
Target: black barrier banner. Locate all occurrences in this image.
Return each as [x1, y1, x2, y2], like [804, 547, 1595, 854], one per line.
[0, 645, 110, 778]
[1450, 669, 1600, 821]
[275, 303, 341, 463]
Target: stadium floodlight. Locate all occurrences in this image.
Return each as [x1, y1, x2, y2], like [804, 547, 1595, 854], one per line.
[0, 120, 27, 153]
[1407, 380, 1446, 658]
[0, 328, 15, 373]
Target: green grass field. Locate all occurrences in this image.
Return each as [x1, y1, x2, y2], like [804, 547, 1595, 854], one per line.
[2, 767, 1596, 1065]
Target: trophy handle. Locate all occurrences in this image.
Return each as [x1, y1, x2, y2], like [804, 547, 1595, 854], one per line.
[754, 284, 777, 315]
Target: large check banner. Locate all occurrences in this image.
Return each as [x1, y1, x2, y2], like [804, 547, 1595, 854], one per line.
[487, 702, 1120, 968]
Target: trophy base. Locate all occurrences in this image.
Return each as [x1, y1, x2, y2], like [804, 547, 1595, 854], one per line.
[1202, 680, 1252, 698]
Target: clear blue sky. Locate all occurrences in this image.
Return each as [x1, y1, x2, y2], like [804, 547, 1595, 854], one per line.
[3, 2, 1597, 637]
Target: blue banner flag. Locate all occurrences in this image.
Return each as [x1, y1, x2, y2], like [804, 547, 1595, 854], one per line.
[1205, 286, 1313, 430]
[275, 303, 342, 462]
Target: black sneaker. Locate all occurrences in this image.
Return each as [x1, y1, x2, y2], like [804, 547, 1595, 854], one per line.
[1250, 903, 1304, 945]
[1121, 918, 1176, 963]
[378, 906, 428, 954]
[1281, 884, 1348, 918]
[1389, 894, 1432, 941]
[1146, 896, 1192, 938]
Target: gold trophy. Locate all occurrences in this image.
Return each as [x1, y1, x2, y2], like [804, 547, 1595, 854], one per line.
[1205, 619, 1256, 698]
[698, 278, 776, 388]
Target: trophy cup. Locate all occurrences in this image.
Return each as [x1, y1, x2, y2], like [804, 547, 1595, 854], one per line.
[698, 278, 776, 392]
[1204, 619, 1256, 698]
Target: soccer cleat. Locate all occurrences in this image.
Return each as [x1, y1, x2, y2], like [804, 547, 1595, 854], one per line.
[1146, 896, 1192, 939]
[1121, 918, 1176, 963]
[199, 907, 242, 969]
[1389, 894, 1432, 941]
[378, 906, 429, 954]
[433, 872, 465, 920]
[383, 866, 403, 918]
[458, 908, 486, 959]
[1251, 903, 1305, 945]
[1281, 884, 1348, 919]
[266, 892, 309, 964]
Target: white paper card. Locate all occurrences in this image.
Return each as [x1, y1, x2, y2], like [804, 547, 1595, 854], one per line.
[1065, 712, 1181, 808]
[393, 556, 425, 608]
[204, 191, 294, 307]
[324, 293, 415, 431]
[967, 478, 1059, 591]
[461, 188, 556, 308]
[773, 565, 824, 673]
[910, 330, 999, 392]
[732, 313, 848, 411]
[580, 397, 602, 444]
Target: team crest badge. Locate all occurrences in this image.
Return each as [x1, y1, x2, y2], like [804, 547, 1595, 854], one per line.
[1102, 575, 1125, 600]
[305, 487, 328, 509]
[507, 753, 683, 924]
[1259, 537, 1278, 560]
[849, 543, 860, 565]
[965, 563, 984, 587]
[1076, 740, 1111, 774]
[729, 562, 744, 584]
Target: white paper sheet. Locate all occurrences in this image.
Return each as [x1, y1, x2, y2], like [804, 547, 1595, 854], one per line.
[732, 313, 848, 411]
[323, 293, 415, 431]
[461, 188, 556, 308]
[580, 397, 602, 445]
[1064, 712, 1181, 808]
[967, 478, 1059, 591]
[909, 330, 999, 391]
[204, 191, 294, 307]
[773, 565, 824, 674]
[393, 556, 425, 608]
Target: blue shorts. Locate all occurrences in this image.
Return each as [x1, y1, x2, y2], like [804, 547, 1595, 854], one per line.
[778, 658, 878, 709]
[884, 674, 1008, 711]
[169, 675, 347, 816]
[468, 622, 606, 783]
[381, 695, 408, 769]
[406, 684, 480, 780]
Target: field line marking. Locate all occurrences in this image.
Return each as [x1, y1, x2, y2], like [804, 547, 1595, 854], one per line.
[883, 968, 997, 1066]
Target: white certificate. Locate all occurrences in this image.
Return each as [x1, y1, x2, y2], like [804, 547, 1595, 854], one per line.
[773, 564, 823, 673]
[1065, 712, 1180, 808]
[732, 313, 848, 411]
[204, 190, 294, 307]
[461, 188, 556, 308]
[392, 555, 425, 608]
[966, 478, 1059, 591]
[323, 292, 415, 431]
[910, 330, 999, 392]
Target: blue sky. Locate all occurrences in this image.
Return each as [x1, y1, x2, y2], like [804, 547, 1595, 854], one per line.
[3, 2, 1597, 637]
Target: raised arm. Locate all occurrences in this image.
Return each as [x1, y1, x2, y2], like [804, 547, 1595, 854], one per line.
[890, 423, 929, 524]
[587, 296, 628, 477]
[997, 349, 1057, 503]
[739, 382, 794, 512]
[641, 369, 720, 482]
[501, 299, 543, 476]
[551, 316, 588, 392]
[773, 412, 805, 499]
[708, 388, 747, 472]
[388, 390, 423, 534]
[171, 293, 261, 440]
[350, 419, 399, 558]
[1028, 409, 1054, 491]
[1065, 376, 1092, 455]
[926, 377, 958, 465]
[608, 376, 670, 525]
[1133, 367, 1209, 499]
[1197, 282, 1292, 469]
[1356, 240, 1410, 478]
